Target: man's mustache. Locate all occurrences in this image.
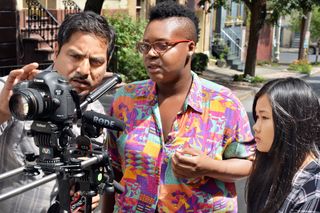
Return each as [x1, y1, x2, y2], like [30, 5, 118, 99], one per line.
[69, 73, 91, 86]
[70, 77, 91, 87]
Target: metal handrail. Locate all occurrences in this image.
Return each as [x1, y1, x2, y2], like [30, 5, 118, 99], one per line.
[62, 0, 82, 15]
[221, 28, 243, 52]
[22, 0, 82, 49]
[224, 27, 242, 44]
[24, 0, 60, 48]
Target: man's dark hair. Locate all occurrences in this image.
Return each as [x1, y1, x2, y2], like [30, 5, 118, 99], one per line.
[57, 11, 116, 61]
[149, 1, 200, 43]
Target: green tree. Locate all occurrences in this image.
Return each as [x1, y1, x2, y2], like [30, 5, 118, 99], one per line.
[309, 7, 320, 42]
[108, 14, 148, 82]
[271, 0, 320, 59]
[290, 7, 320, 42]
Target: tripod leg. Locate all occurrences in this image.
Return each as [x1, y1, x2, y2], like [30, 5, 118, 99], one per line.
[57, 175, 72, 212]
[85, 195, 92, 213]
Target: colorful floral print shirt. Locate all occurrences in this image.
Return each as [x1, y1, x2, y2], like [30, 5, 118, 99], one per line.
[108, 72, 254, 212]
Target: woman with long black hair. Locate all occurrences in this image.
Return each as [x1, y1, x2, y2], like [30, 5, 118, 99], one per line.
[247, 77, 320, 212]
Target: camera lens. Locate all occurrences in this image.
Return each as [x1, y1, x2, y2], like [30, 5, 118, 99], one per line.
[9, 88, 46, 120]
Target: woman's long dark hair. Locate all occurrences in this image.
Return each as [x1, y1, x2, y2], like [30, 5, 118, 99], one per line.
[246, 77, 320, 213]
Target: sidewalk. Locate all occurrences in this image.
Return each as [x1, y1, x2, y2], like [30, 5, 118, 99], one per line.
[201, 64, 320, 101]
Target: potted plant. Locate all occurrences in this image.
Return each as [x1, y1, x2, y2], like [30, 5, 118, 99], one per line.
[235, 16, 243, 25]
[216, 54, 226, 67]
[216, 46, 229, 68]
[224, 16, 233, 27]
[211, 36, 227, 58]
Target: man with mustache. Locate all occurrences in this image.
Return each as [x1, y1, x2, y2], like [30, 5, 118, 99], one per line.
[103, 1, 254, 212]
[0, 11, 116, 212]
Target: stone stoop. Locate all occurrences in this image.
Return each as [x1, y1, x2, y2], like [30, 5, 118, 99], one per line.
[19, 33, 54, 65]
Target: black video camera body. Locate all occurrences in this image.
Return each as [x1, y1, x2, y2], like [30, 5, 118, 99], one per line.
[9, 71, 75, 124]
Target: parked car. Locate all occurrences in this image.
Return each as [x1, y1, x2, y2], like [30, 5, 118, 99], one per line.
[308, 40, 320, 55]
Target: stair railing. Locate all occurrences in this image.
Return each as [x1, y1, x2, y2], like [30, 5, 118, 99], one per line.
[221, 29, 242, 50]
[221, 28, 243, 58]
[22, 0, 82, 49]
[62, 0, 82, 17]
[23, 0, 60, 48]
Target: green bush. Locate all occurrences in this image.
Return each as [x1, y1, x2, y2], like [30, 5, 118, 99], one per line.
[288, 59, 312, 74]
[233, 74, 265, 83]
[191, 53, 209, 73]
[107, 14, 148, 82]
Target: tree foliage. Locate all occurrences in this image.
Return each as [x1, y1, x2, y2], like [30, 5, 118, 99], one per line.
[290, 7, 320, 42]
[271, 0, 320, 59]
[310, 7, 320, 41]
[198, 0, 228, 12]
[270, 0, 318, 18]
[107, 14, 148, 82]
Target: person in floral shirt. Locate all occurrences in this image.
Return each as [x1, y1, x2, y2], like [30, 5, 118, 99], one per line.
[102, 1, 254, 212]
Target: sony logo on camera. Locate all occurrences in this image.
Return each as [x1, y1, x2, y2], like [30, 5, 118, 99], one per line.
[93, 115, 115, 128]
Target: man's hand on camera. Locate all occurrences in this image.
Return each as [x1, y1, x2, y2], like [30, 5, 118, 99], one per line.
[0, 62, 39, 124]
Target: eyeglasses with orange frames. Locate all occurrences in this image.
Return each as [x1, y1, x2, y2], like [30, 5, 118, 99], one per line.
[136, 40, 193, 55]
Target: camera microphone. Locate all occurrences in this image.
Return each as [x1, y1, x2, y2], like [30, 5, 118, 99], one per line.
[80, 74, 122, 110]
[82, 110, 126, 131]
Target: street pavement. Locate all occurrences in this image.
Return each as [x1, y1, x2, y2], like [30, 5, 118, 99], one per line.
[201, 64, 320, 102]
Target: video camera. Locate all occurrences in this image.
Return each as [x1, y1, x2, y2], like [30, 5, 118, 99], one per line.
[9, 71, 75, 123]
[0, 70, 124, 212]
[9, 71, 77, 171]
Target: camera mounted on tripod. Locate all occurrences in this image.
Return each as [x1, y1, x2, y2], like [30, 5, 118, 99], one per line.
[9, 71, 77, 171]
[0, 70, 124, 212]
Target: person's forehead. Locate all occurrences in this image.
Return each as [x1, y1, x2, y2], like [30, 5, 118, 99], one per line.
[59, 32, 108, 56]
[256, 95, 272, 111]
[65, 31, 108, 47]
